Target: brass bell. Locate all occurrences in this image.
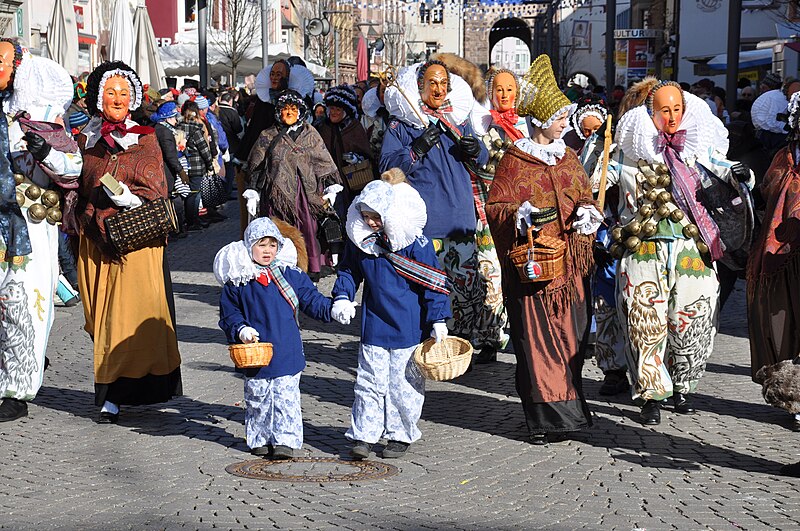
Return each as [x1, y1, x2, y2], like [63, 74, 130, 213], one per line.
[610, 226, 624, 242]
[646, 176, 658, 188]
[656, 204, 670, 218]
[45, 208, 62, 224]
[625, 236, 642, 252]
[609, 242, 625, 259]
[25, 184, 42, 200]
[657, 174, 671, 187]
[696, 241, 709, 254]
[15, 190, 24, 206]
[641, 165, 656, 178]
[683, 224, 700, 239]
[641, 221, 658, 237]
[41, 190, 60, 208]
[639, 204, 654, 218]
[645, 189, 659, 202]
[28, 203, 46, 222]
[492, 138, 504, 149]
[13, 173, 24, 185]
[658, 191, 672, 205]
[624, 220, 642, 235]
[485, 163, 496, 174]
[502, 139, 513, 149]
[669, 209, 685, 222]
[635, 172, 645, 181]
[657, 163, 669, 174]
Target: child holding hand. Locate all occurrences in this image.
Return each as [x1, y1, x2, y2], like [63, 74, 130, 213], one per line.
[332, 169, 452, 459]
[215, 217, 345, 459]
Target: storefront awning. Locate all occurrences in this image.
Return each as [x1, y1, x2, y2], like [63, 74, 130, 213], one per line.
[78, 32, 96, 45]
[705, 49, 772, 70]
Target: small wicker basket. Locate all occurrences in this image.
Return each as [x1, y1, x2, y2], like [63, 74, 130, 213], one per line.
[508, 227, 566, 283]
[413, 337, 473, 381]
[229, 342, 274, 369]
[342, 160, 376, 192]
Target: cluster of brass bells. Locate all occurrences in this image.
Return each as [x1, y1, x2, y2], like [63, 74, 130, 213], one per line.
[608, 162, 708, 259]
[482, 134, 513, 175]
[15, 175, 62, 225]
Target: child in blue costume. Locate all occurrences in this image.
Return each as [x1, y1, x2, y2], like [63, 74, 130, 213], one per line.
[215, 217, 343, 459]
[331, 169, 452, 459]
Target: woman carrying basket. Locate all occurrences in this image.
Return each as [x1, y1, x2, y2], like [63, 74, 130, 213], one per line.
[485, 55, 600, 445]
[331, 169, 451, 460]
[75, 61, 181, 424]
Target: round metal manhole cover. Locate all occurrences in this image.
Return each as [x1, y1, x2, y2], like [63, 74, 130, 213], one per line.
[225, 457, 399, 482]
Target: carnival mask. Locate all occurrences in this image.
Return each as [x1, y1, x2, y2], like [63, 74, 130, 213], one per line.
[327, 105, 345, 125]
[101, 75, 131, 123]
[492, 72, 517, 112]
[280, 103, 300, 126]
[651, 85, 683, 135]
[421, 64, 449, 110]
[0, 41, 16, 91]
[270, 62, 289, 91]
[580, 114, 602, 139]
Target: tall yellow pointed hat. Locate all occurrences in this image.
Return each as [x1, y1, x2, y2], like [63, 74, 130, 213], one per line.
[517, 54, 575, 128]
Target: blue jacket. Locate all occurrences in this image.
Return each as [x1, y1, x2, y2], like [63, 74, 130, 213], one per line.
[219, 266, 331, 379]
[332, 238, 452, 349]
[379, 119, 488, 239]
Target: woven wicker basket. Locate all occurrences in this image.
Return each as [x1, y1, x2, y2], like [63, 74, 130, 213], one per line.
[229, 342, 274, 369]
[508, 227, 566, 283]
[413, 337, 473, 381]
[342, 160, 375, 192]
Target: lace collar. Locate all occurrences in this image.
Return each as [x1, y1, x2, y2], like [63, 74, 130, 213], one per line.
[82, 116, 143, 151]
[513, 137, 566, 166]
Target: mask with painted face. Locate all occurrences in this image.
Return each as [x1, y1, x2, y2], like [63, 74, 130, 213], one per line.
[101, 75, 131, 123]
[420, 64, 449, 110]
[651, 85, 684, 134]
[491, 71, 517, 113]
[0, 40, 18, 92]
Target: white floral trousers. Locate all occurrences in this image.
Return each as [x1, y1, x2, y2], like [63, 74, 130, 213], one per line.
[244, 371, 303, 449]
[346, 344, 425, 445]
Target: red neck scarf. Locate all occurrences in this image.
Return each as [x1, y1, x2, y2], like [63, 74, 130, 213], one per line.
[490, 108, 523, 141]
[100, 119, 154, 147]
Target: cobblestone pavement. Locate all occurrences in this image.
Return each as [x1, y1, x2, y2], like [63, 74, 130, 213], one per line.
[2, 205, 800, 530]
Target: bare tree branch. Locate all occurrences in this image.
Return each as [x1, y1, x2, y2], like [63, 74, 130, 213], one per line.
[208, 0, 261, 81]
[296, 0, 336, 73]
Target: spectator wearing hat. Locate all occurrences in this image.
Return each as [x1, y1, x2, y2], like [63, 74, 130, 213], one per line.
[68, 110, 89, 136]
[760, 71, 783, 95]
[196, 93, 228, 223]
[152, 101, 189, 238]
[316, 84, 374, 210]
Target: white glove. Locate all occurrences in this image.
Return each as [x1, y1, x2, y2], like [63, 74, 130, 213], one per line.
[104, 182, 142, 209]
[431, 322, 449, 343]
[331, 298, 356, 325]
[323, 184, 344, 205]
[238, 326, 260, 343]
[243, 189, 259, 217]
[516, 201, 540, 231]
[573, 205, 604, 235]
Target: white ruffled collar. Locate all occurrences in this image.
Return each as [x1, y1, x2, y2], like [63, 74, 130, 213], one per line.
[513, 137, 566, 166]
[384, 63, 475, 129]
[362, 87, 382, 119]
[213, 238, 299, 286]
[616, 91, 729, 164]
[82, 116, 143, 150]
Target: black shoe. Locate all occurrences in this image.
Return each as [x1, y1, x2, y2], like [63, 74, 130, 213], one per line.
[529, 434, 548, 445]
[599, 369, 629, 396]
[197, 218, 212, 228]
[350, 440, 372, 460]
[672, 393, 696, 415]
[475, 346, 498, 364]
[250, 445, 273, 457]
[186, 223, 204, 232]
[0, 398, 27, 422]
[63, 293, 81, 307]
[640, 400, 661, 425]
[44, 357, 50, 371]
[97, 411, 119, 424]
[381, 440, 410, 458]
[781, 461, 800, 477]
[271, 445, 293, 460]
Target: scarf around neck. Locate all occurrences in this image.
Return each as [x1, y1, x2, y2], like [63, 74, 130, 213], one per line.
[490, 108, 524, 141]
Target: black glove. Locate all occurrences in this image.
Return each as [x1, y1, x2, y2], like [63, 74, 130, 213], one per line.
[24, 132, 51, 162]
[730, 162, 750, 183]
[411, 124, 441, 159]
[459, 136, 482, 159]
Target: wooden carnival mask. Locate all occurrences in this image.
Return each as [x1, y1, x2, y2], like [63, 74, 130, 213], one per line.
[101, 75, 131, 123]
[491, 71, 517, 113]
[280, 103, 300, 126]
[420, 64, 449, 110]
[270, 62, 289, 91]
[0, 41, 16, 91]
[651, 85, 683, 135]
[580, 114, 603, 139]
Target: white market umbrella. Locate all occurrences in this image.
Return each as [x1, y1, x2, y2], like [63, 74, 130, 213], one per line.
[133, 3, 166, 89]
[46, 0, 79, 76]
[108, 0, 135, 67]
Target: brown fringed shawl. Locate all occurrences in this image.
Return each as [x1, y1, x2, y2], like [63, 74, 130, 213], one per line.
[747, 146, 800, 293]
[247, 123, 339, 223]
[486, 145, 594, 314]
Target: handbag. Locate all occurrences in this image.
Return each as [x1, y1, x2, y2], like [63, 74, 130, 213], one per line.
[200, 172, 226, 209]
[105, 197, 179, 255]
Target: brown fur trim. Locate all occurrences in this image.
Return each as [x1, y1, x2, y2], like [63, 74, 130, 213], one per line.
[756, 359, 800, 413]
[618, 76, 659, 118]
[271, 217, 308, 272]
[381, 167, 407, 185]
[430, 52, 486, 103]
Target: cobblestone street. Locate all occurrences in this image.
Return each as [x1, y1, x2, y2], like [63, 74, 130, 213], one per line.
[2, 209, 799, 530]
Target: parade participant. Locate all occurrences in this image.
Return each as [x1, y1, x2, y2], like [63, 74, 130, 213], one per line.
[76, 61, 181, 423]
[216, 217, 342, 459]
[485, 54, 598, 445]
[0, 40, 83, 421]
[607, 80, 751, 425]
[331, 170, 451, 459]
[380, 60, 489, 352]
[748, 91, 800, 431]
[243, 90, 339, 282]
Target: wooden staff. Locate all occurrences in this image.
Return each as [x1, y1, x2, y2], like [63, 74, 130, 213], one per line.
[597, 114, 613, 211]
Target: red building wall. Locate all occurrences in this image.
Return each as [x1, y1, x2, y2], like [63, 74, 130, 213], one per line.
[146, 0, 179, 45]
